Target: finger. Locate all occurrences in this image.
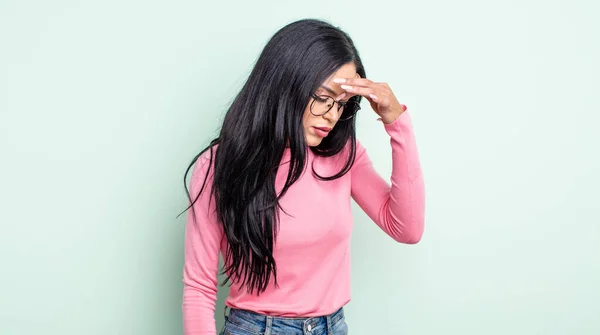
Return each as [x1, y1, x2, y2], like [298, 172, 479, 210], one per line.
[332, 77, 376, 88]
[339, 84, 376, 98]
[368, 94, 391, 108]
[334, 92, 347, 101]
[364, 95, 379, 108]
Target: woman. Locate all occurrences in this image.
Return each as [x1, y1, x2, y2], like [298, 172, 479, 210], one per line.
[182, 18, 425, 335]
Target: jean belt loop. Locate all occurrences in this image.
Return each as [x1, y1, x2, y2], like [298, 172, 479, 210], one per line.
[264, 315, 273, 335]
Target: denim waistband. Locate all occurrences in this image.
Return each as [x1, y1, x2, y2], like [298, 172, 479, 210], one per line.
[224, 306, 345, 335]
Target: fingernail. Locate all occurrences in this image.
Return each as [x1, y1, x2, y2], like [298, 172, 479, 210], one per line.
[401, 104, 407, 111]
[336, 92, 347, 100]
[341, 84, 353, 90]
[369, 94, 379, 100]
[333, 78, 346, 83]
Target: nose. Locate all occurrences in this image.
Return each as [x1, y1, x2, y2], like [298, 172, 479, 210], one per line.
[323, 101, 342, 122]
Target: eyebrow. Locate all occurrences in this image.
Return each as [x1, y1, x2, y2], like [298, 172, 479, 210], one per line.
[319, 85, 339, 97]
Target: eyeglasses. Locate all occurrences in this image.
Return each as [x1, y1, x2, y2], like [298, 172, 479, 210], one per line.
[309, 93, 361, 121]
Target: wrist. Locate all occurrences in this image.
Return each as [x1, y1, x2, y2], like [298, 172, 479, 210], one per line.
[380, 111, 403, 124]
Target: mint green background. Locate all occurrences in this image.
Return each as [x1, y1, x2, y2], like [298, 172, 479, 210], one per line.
[1, 1, 599, 334]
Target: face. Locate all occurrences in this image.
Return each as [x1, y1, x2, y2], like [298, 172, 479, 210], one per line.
[302, 63, 358, 147]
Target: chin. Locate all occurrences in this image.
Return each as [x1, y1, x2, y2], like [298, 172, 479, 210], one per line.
[306, 136, 323, 147]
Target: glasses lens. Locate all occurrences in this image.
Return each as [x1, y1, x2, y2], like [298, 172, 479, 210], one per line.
[310, 95, 361, 120]
[311, 95, 335, 116]
[339, 101, 360, 120]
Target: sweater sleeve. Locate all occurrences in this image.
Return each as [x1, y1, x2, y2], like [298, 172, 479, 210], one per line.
[182, 150, 223, 335]
[350, 111, 425, 243]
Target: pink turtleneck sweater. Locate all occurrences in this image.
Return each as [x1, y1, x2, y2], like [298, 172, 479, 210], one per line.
[182, 111, 425, 334]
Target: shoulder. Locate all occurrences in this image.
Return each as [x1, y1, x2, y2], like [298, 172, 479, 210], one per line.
[191, 144, 218, 183]
[197, 145, 217, 165]
[346, 139, 370, 171]
[342, 138, 367, 162]
[325, 139, 369, 171]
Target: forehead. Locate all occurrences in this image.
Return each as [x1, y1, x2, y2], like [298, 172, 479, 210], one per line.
[317, 63, 358, 96]
[330, 63, 358, 80]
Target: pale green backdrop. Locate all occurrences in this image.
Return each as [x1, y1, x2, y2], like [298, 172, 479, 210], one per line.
[1, 0, 599, 334]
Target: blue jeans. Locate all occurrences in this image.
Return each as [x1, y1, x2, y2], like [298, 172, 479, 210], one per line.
[219, 306, 348, 335]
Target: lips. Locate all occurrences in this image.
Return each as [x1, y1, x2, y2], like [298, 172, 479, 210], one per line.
[312, 126, 331, 138]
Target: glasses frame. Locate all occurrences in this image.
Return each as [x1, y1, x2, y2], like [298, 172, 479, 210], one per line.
[309, 93, 361, 121]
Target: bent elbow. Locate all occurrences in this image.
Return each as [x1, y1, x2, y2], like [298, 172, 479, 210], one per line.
[403, 233, 422, 244]
[392, 224, 424, 244]
[394, 232, 422, 244]
[382, 209, 425, 244]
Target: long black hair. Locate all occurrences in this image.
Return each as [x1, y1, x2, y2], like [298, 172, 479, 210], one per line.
[182, 19, 366, 294]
